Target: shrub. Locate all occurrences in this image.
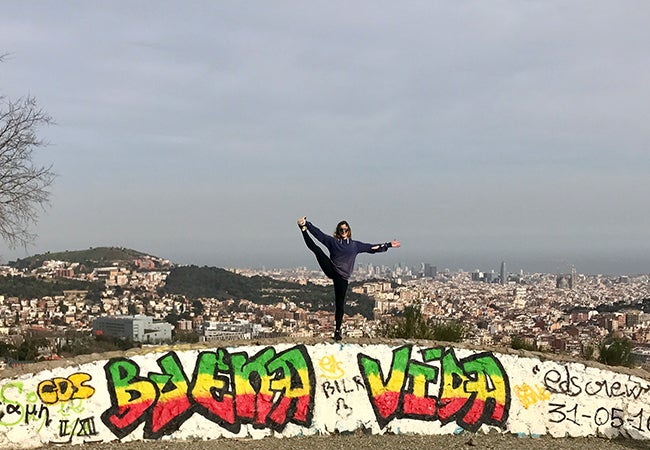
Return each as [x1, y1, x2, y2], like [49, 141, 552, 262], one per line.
[378, 304, 465, 342]
[510, 335, 537, 351]
[598, 335, 633, 367]
[430, 319, 465, 342]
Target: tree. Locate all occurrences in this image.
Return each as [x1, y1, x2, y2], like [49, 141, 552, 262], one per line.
[1, 54, 55, 249]
[378, 304, 465, 342]
[192, 299, 205, 315]
[510, 334, 537, 351]
[174, 330, 199, 344]
[430, 319, 466, 342]
[582, 343, 595, 361]
[380, 304, 434, 340]
[598, 335, 634, 367]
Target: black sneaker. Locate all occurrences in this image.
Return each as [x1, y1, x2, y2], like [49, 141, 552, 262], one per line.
[333, 330, 342, 341]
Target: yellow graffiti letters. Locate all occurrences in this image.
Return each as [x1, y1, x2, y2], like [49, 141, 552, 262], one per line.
[37, 373, 95, 405]
[319, 355, 345, 380]
[514, 383, 551, 409]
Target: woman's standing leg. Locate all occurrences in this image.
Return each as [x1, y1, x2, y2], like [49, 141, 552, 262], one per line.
[333, 275, 348, 340]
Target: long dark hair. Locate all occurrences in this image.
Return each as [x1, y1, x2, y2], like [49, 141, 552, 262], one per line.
[333, 220, 352, 239]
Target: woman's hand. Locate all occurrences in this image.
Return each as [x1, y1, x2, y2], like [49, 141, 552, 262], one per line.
[391, 240, 401, 248]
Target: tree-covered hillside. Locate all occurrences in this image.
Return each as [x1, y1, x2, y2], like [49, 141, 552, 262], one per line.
[0, 276, 104, 301]
[160, 265, 374, 318]
[10, 247, 160, 271]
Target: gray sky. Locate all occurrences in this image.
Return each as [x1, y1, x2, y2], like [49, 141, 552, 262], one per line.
[1, 1, 649, 275]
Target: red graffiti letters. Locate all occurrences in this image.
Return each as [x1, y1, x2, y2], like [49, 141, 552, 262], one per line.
[358, 346, 510, 432]
[101, 345, 315, 439]
[101, 358, 158, 438]
[437, 348, 510, 431]
[190, 349, 235, 429]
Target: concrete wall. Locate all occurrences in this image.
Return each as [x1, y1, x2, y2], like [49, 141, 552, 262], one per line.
[0, 340, 649, 448]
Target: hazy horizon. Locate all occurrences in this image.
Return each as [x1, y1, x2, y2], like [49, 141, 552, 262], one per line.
[1, 2, 649, 277]
[3, 243, 649, 277]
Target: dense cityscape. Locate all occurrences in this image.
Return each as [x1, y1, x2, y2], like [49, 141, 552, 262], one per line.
[1, 252, 649, 370]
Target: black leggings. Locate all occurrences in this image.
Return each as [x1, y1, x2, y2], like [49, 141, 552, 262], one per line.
[301, 230, 348, 331]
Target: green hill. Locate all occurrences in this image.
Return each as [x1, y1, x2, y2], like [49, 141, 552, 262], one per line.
[0, 275, 104, 301]
[10, 247, 161, 271]
[161, 265, 375, 319]
[7, 251, 376, 318]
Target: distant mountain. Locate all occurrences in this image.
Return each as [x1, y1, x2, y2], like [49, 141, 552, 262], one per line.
[10, 246, 165, 271]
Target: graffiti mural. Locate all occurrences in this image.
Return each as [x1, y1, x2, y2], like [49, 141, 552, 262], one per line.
[101, 344, 315, 439]
[0, 342, 649, 448]
[357, 346, 510, 432]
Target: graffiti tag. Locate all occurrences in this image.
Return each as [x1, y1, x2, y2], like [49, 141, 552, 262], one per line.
[321, 376, 365, 399]
[0, 381, 51, 431]
[319, 355, 345, 380]
[543, 365, 650, 399]
[514, 383, 551, 409]
[59, 416, 98, 439]
[37, 373, 96, 405]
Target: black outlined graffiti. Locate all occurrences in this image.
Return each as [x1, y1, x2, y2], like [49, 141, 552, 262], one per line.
[37, 373, 96, 405]
[101, 345, 316, 439]
[357, 346, 511, 432]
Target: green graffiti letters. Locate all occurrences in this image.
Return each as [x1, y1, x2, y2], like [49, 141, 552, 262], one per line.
[358, 346, 510, 432]
[101, 345, 315, 439]
[0, 382, 26, 427]
[0, 381, 51, 431]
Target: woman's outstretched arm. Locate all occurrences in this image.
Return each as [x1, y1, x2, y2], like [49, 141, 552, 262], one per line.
[370, 240, 401, 251]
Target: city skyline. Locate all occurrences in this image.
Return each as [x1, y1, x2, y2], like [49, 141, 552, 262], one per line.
[4, 244, 647, 278]
[1, 2, 649, 276]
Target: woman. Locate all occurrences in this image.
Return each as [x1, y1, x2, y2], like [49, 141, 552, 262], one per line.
[297, 216, 400, 341]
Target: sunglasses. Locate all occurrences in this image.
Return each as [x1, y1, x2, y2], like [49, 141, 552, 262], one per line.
[338, 227, 349, 233]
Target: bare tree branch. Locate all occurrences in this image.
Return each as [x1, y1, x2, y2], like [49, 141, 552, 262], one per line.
[0, 75, 56, 249]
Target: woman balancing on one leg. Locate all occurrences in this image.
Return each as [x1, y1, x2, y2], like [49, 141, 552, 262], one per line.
[297, 217, 400, 341]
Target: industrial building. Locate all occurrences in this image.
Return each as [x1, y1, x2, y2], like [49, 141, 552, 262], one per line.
[92, 315, 172, 344]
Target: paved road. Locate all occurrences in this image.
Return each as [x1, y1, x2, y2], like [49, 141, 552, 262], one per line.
[21, 434, 649, 450]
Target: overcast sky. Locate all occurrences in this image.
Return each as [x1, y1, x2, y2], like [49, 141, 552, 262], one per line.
[1, 1, 649, 275]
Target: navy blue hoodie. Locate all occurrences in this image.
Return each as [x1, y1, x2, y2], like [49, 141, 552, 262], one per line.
[305, 221, 391, 280]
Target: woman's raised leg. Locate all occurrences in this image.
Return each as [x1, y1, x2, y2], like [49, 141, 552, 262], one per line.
[300, 228, 336, 279]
